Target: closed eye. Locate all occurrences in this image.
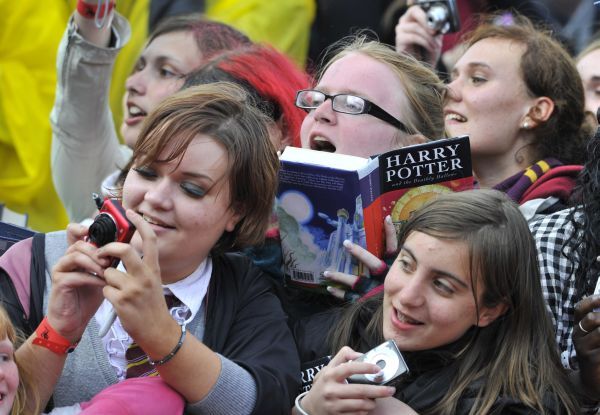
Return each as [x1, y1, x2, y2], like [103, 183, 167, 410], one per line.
[180, 182, 206, 198]
[132, 166, 157, 179]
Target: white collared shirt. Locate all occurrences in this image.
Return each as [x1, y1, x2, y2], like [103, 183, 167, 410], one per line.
[95, 258, 212, 379]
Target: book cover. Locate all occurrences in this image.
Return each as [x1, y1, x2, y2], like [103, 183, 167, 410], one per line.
[277, 136, 473, 291]
[278, 148, 368, 290]
[360, 135, 473, 258]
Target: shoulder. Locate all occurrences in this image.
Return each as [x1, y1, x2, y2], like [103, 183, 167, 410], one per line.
[210, 253, 273, 299]
[528, 208, 580, 251]
[44, 231, 69, 268]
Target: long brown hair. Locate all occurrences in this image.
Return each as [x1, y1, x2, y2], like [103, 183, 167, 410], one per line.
[330, 190, 577, 414]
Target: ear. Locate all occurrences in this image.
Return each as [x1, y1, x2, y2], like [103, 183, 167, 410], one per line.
[476, 302, 508, 328]
[225, 209, 243, 233]
[522, 96, 554, 128]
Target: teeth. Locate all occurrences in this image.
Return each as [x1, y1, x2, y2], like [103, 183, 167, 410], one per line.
[445, 113, 466, 122]
[143, 214, 162, 226]
[129, 105, 145, 116]
[397, 310, 421, 324]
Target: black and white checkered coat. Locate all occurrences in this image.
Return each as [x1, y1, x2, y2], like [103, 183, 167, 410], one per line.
[529, 208, 581, 370]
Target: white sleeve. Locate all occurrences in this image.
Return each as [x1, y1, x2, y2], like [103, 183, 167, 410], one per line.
[50, 12, 132, 222]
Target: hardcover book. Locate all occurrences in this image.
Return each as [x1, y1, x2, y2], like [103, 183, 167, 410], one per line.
[277, 135, 473, 290]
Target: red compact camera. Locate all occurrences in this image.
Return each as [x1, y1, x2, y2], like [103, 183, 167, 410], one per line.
[88, 194, 136, 248]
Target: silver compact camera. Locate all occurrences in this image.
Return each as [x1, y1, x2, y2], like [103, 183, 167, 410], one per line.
[347, 340, 409, 385]
[416, 0, 461, 35]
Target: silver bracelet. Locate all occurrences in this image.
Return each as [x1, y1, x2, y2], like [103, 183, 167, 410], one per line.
[148, 323, 186, 366]
[294, 391, 311, 415]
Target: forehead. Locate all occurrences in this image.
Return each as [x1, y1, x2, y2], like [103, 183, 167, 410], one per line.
[577, 48, 600, 78]
[318, 52, 409, 112]
[144, 31, 203, 62]
[456, 38, 525, 76]
[403, 231, 474, 283]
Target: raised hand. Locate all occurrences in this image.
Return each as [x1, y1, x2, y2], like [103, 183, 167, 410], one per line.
[395, 5, 443, 67]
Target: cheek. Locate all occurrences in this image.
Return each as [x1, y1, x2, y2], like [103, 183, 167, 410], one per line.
[300, 117, 312, 148]
[5, 362, 19, 392]
[121, 176, 144, 209]
[152, 80, 185, 107]
[432, 301, 477, 329]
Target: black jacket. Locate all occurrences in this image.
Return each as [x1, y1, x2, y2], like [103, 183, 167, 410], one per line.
[293, 300, 566, 414]
[203, 253, 301, 414]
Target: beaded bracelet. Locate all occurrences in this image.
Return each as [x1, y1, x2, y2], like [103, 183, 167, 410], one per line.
[294, 391, 311, 415]
[148, 323, 186, 366]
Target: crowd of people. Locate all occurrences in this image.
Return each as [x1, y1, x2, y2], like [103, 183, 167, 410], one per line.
[0, 0, 599, 414]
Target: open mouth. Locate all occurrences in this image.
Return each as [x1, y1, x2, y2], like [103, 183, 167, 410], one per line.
[396, 309, 424, 325]
[445, 113, 467, 123]
[142, 214, 175, 229]
[127, 104, 147, 118]
[311, 136, 336, 152]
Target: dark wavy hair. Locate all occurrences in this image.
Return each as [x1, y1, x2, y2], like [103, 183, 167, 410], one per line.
[565, 125, 600, 298]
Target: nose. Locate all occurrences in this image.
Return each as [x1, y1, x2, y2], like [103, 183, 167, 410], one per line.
[397, 275, 426, 308]
[312, 98, 337, 125]
[144, 178, 174, 211]
[125, 68, 148, 96]
[444, 80, 460, 102]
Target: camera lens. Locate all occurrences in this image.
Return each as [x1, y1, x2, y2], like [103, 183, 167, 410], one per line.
[426, 4, 450, 34]
[88, 214, 118, 247]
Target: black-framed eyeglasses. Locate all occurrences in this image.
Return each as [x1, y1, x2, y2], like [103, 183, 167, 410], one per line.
[295, 89, 414, 134]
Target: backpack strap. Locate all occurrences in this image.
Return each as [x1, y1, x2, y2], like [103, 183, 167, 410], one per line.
[28, 233, 46, 332]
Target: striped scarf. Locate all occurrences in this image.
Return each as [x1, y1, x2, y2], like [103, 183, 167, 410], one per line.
[493, 158, 562, 204]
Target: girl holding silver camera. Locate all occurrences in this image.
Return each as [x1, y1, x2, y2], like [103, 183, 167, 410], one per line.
[294, 190, 578, 414]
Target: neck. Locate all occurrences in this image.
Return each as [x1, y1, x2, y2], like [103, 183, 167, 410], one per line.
[473, 154, 533, 189]
[160, 258, 206, 285]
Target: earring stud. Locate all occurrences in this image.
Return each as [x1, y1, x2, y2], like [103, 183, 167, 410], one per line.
[522, 121, 529, 129]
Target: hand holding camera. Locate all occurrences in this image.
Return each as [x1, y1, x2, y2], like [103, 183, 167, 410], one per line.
[395, 0, 460, 66]
[87, 193, 136, 267]
[296, 344, 403, 415]
[347, 340, 409, 385]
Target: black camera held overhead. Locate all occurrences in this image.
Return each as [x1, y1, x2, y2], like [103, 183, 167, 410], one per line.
[88, 194, 136, 264]
[415, 0, 461, 35]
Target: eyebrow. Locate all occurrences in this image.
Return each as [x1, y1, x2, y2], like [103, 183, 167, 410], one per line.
[401, 245, 469, 289]
[590, 75, 600, 83]
[451, 62, 492, 77]
[315, 86, 365, 98]
[181, 171, 215, 182]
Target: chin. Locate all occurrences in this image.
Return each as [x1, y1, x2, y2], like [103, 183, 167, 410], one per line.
[121, 125, 140, 149]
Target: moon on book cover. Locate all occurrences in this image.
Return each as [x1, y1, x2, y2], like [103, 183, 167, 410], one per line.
[280, 190, 313, 224]
[391, 184, 451, 222]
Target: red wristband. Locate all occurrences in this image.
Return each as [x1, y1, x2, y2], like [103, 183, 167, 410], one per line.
[33, 317, 79, 355]
[77, 0, 115, 19]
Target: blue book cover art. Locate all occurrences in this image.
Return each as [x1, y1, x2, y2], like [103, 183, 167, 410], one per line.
[278, 162, 366, 288]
